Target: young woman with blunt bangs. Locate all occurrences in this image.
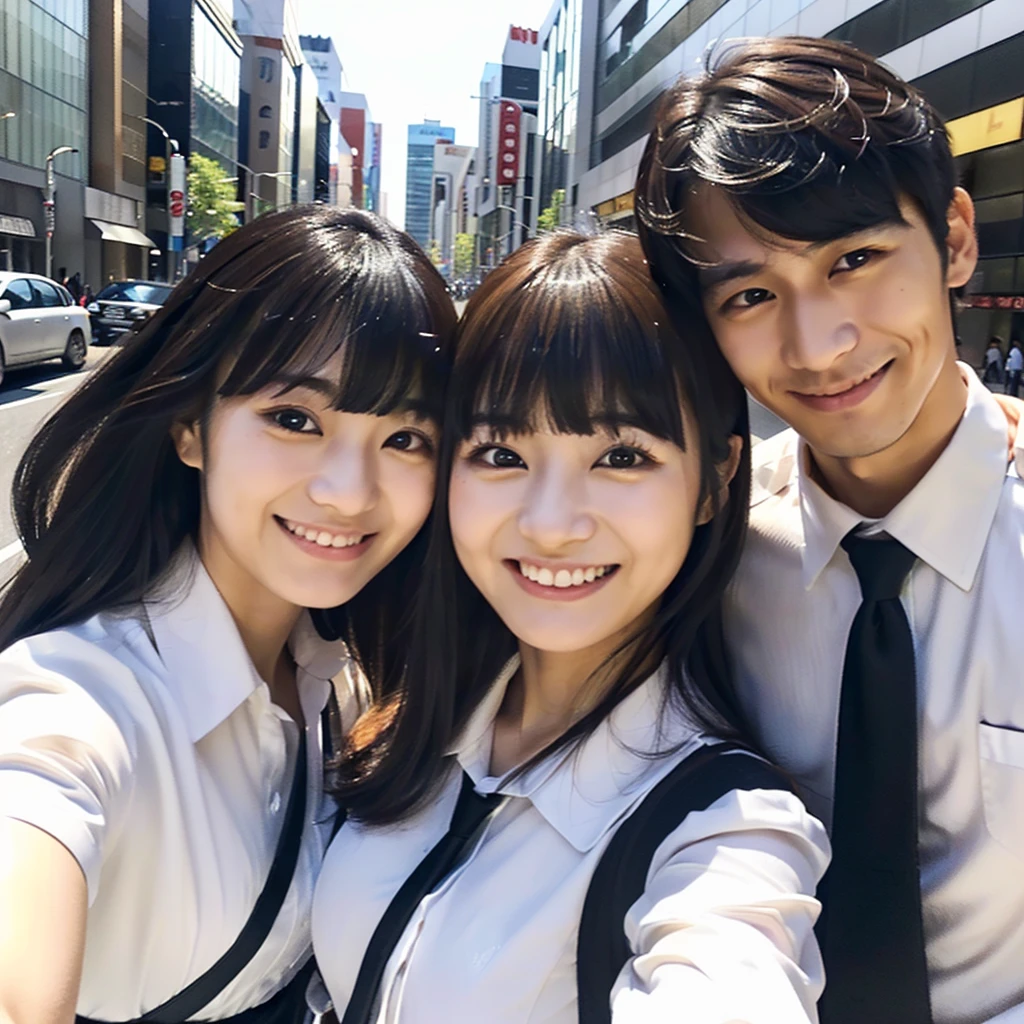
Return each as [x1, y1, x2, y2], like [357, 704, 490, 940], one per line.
[313, 231, 829, 1024]
[0, 207, 456, 1024]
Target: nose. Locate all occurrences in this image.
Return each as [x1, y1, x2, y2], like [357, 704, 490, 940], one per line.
[517, 465, 595, 552]
[307, 440, 380, 518]
[781, 292, 859, 373]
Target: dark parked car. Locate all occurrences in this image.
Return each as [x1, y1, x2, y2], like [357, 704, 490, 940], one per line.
[87, 280, 172, 345]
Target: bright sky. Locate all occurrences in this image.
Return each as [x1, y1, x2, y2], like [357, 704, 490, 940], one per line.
[297, 0, 554, 230]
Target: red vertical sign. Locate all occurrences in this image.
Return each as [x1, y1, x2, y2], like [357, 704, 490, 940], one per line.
[497, 101, 522, 185]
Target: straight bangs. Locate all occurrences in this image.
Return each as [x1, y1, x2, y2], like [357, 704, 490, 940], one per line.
[158, 206, 455, 422]
[451, 231, 690, 449]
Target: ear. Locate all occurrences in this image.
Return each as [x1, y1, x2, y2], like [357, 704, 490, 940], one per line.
[945, 187, 978, 290]
[696, 434, 744, 525]
[171, 420, 204, 471]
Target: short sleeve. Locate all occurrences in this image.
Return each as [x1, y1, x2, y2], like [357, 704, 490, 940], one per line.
[611, 786, 830, 1024]
[0, 631, 139, 904]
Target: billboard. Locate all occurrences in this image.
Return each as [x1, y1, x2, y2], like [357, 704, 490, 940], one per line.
[497, 101, 522, 185]
[169, 152, 186, 251]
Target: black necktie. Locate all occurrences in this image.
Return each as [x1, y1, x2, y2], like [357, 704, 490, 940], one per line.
[341, 772, 503, 1024]
[818, 533, 931, 1023]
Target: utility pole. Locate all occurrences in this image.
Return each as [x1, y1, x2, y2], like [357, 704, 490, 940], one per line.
[140, 116, 179, 283]
[44, 145, 78, 280]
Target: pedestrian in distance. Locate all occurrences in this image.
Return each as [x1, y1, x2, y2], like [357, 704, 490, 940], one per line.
[1005, 339, 1023, 397]
[982, 336, 1004, 386]
[313, 231, 829, 1024]
[637, 35, 1024, 1024]
[0, 206, 457, 1024]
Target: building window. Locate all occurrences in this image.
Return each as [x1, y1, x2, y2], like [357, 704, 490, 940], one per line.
[259, 105, 273, 119]
[258, 130, 271, 149]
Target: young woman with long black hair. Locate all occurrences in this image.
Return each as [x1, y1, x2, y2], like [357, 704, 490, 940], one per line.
[0, 207, 455, 1024]
[312, 232, 829, 1023]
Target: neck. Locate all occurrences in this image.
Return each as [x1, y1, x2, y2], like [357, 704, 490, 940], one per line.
[196, 537, 303, 688]
[809, 357, 968, 519]
[491, 610, 659, 775]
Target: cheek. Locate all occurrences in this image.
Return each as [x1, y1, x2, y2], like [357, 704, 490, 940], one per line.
[709, 315, 775, 392]
[447, 471, 507, 573]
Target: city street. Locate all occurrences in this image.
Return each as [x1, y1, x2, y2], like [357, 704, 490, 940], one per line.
[0, 345, 112, 578]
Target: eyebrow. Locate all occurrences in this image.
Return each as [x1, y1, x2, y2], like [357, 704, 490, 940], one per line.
[698, 219, 910, 292]
[467, 411, 658, 435]
[270, 375, 435, 420]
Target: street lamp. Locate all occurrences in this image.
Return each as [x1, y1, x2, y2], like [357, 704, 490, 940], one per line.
[44, 145, 78, 281]
[140, 116, 179, 283]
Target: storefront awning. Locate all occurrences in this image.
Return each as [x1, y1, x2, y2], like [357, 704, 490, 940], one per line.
[88, 219, 157, 248]
[0, 214, 36, 238]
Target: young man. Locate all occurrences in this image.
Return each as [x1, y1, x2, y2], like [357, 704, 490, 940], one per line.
[636, 37, 1024, 1024]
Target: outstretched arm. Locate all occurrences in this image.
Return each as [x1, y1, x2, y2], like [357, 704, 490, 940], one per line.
[0, 818, 87, 1024]
[611, 787, 829, 1024]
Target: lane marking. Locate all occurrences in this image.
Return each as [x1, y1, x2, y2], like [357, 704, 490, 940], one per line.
[0, 539, 24, 566]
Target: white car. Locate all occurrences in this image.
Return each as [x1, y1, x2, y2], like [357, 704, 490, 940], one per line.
[0, 272, 92, 388]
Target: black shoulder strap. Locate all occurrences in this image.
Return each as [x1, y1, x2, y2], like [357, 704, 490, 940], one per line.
[576, 742, 794, 1024]
[138, 730, 310, 1023]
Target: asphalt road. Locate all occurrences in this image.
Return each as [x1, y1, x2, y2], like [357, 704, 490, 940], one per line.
[0, 345, 113, 573]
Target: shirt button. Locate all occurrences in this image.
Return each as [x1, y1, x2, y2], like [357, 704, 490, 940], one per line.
[269, 791, 282, 814]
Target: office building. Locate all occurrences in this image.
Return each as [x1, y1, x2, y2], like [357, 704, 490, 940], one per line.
[299, 34, 349, 205]
[146, 0, 242, 268]
[475, 26, 541, 265]
[235, 0, 303, 216]
[87, 0, 156, 285]
[339, 92, 371, 210]
[535, 0, 585, 233]
[0, 0, 88, 274]
[430, 141, 475, 276]
[406, 119, 455, 248]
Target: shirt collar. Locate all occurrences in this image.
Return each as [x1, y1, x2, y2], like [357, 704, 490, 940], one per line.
[798, 367, 1009, 592]
[449, 658, 704, 852]
[144, 542, 352, 742]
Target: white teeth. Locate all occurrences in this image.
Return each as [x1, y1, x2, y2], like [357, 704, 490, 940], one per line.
[284, 520, 363, 548]
[517, 562, 614, 588]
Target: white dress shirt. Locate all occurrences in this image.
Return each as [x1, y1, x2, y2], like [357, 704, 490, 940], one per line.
[0, 543, 367, 1020]
[726, 368, 1024, 1024]
[313, 658, 829, 1024]
[1006, 347, 1023, 373]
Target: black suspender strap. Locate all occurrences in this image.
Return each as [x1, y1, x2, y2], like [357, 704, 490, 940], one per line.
[576, 742, 795, 1024]
[340, 771, 503, 1024]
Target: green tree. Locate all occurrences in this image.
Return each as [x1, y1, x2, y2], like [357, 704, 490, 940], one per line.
[428, 239, 442, 268]
[537, 188, 566, 233]
[186, 153, 244, 244]
[453, 233, 474, 279]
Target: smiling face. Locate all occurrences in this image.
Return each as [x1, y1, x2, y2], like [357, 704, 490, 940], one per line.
[173, 352, 439, 616]
[690, 185, 978, 462]
[448, 418, 710, 660]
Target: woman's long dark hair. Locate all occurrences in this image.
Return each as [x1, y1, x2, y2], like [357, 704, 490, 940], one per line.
[0, 206, 457, 693]
[334, 231, 754, 824]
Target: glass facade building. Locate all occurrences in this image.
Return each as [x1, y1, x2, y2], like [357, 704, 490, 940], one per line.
[0, 0, 88, 174]
[537, 0, 584, 224]
[405, 120, 454, 249]
[192, 2, 240, 168]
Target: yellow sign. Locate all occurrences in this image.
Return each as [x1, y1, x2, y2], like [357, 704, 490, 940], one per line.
[947, 97, 1024, 157]
[614, 190, 634, 213]
[148, 155, 167, 173]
